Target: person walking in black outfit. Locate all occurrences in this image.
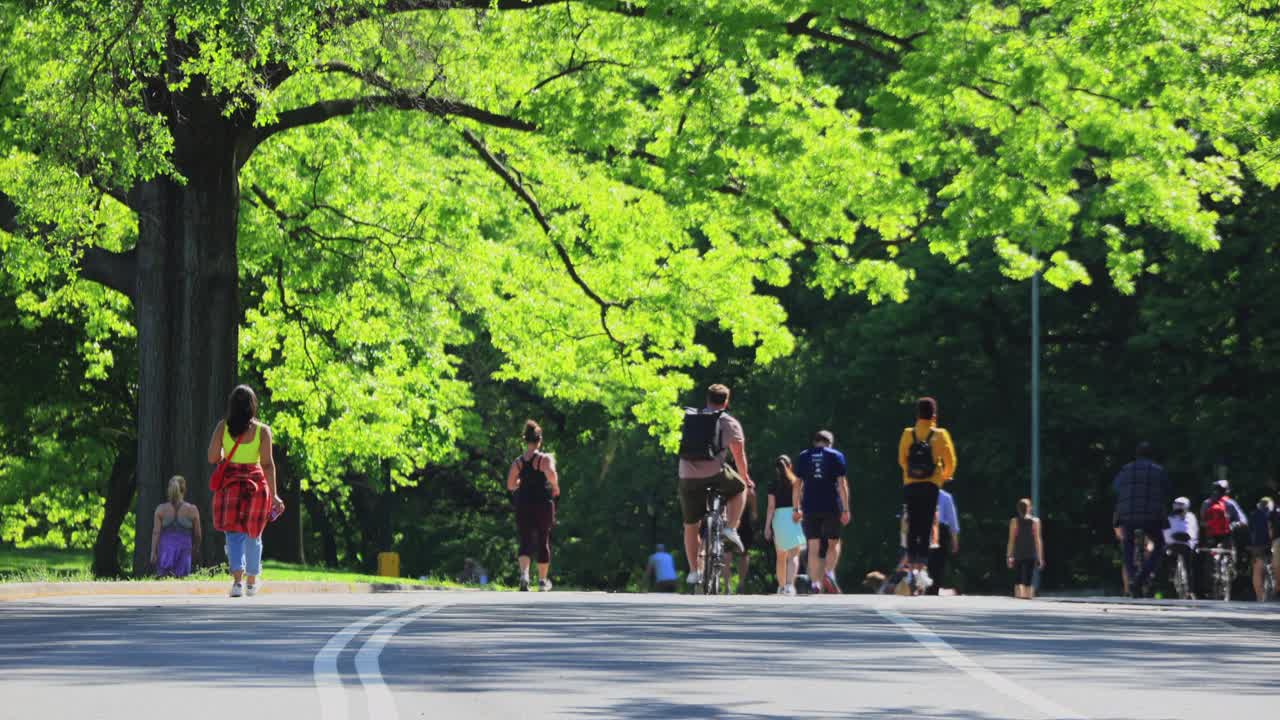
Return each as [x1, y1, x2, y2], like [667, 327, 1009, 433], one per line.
[506, 420, 561, 591]
[926, 488, 960, 595]
[1112, 441, 1171, 597]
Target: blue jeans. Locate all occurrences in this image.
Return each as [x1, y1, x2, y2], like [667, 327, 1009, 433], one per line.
[1122, 523, 1165, 585]
[225, 532, 263, 576]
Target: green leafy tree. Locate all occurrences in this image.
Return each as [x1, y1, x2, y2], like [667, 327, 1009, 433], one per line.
[1, 1, 1275, 572]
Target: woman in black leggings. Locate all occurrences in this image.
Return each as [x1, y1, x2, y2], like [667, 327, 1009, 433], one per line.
[506, 420, 561, 591]
[897, 397, 957, 592]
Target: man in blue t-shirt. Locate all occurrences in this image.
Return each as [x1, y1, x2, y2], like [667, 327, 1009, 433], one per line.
[793, 430, 850, 594]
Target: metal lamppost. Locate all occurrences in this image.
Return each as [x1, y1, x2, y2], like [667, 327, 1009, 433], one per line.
[1031, 252, 1041, 515]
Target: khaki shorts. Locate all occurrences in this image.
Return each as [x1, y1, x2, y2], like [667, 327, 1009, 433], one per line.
[678, 466, 746, 525]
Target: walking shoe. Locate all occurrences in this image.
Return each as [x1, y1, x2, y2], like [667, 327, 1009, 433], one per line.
[229, 582, 243, 598]
[783, 584, 797, 596]
[686, 570, 702, 584]
[777, 586, 787, 595]
[245, 582, 259, 597]
[519, 577, 530, 592]
[822, 572, 842, 594]
[810, 578, 822, 595]
[721, 527, 745, 553]
[538, 579, 553, 592]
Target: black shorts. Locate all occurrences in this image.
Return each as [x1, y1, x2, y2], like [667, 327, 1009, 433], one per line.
[803, 512, 842, 541]
[1015, 559, 1036, 586]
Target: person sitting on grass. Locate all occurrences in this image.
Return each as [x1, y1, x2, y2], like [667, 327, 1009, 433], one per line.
[150, 475, 201, 578]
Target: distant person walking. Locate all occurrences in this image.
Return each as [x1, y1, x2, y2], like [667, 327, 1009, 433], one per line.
[208, 384, 282, 598]
[765, 455, 805, 595]
[897, 397, 956, 592]
[927, 488, 960, 595]
[794, 430, 850, 594]
[1248, 497, 1273, 601]
[677, 384, 752, 586]
[1112, 442, 1171, 597]
[506, 420, 560, 592]
[1007, 498, 1044, 599]
[646, 544, 679, 592]
[149, 475, 201, 578]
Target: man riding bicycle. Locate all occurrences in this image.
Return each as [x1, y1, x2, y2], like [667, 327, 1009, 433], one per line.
[678, 384, 753, 585]
[1164, 497, 1198, 598]
[1112, 442, 1171, 597]
[1198, 479, 1247, 598]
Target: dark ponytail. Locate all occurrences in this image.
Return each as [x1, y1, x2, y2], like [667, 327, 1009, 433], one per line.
[522, 420, 543, 444]
[226, 385, 258, 438]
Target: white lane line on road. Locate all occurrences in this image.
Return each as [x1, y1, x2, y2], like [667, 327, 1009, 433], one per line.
[876, 608, 1087, 720]
[355, 601, 454, 720]
[314, 604, 415, 720]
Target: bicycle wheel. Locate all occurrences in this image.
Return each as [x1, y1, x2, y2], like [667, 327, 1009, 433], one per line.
[1174, 555, 1190, 600]
[1218, 554, 1232, 601]
[1132, 530, 1147, 596]
[702, 514, 721, 596]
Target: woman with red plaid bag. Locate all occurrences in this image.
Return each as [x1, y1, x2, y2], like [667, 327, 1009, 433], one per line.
[207, 385, 284, 597]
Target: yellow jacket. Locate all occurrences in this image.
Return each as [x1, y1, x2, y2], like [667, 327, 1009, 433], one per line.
[898, 420, 956, 487]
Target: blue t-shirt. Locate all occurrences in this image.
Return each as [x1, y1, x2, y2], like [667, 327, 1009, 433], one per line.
[649, 551, 677, 582]
[796, 446, 848, 513]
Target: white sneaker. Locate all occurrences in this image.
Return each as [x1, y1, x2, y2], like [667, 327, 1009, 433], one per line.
[783, 585, 797, 596]
[686, 570, 702, 584]
[245, 582, 259, 597]
[229, 582, 243, 598]
[777, 586, 787, 595]
[721, 527, 745, 553]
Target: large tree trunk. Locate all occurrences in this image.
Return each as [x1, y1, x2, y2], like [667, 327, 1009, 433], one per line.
[92, 441, 137, 577]
[131, 89, 242, 574]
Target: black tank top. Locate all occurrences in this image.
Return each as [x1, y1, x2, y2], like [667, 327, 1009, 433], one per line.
[1014, 516, 1038, 561]
[516, 452, 553, 505]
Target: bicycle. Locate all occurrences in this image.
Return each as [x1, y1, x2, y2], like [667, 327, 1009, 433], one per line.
[694, 489, 727, 596]
[1167, 532, 1193, 600]
[1129, 528, 1150, 597]
[1199, 545, 1236, 601]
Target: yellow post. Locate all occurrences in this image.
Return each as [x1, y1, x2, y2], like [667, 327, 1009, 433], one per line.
[376, 552, 400, 578]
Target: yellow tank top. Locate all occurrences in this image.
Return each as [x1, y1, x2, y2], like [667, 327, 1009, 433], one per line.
[222, 423, 262, 464]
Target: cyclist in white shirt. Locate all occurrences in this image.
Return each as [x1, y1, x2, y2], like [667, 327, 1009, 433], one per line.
[1164, 497, 1198, 596]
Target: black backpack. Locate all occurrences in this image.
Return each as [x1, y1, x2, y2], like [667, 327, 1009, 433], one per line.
[906, 430, 936, 479]
[678, 408, 724, 461]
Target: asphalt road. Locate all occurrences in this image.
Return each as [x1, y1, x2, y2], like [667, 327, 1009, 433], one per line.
[1, 591, 1276, 719]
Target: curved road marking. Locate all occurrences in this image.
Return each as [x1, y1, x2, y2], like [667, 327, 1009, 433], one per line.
[876, 607, 1087, 720]
[356, 602, 454, 720]
[314, 604, 414, 720]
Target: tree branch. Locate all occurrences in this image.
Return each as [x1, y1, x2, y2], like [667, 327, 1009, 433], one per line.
[80, 246, 138, 299]
[836, 17, 918, 49]
[2, 190, 137, 299]
[243, 93, 537, 165]
[785, 13, 900, 67]
[458, 127, 626, 346]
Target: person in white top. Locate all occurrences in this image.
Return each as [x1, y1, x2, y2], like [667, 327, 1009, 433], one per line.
[1164, 497, 1198, 596]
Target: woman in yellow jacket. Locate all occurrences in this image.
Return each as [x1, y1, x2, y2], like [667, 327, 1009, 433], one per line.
[897, 397, 957, 592]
